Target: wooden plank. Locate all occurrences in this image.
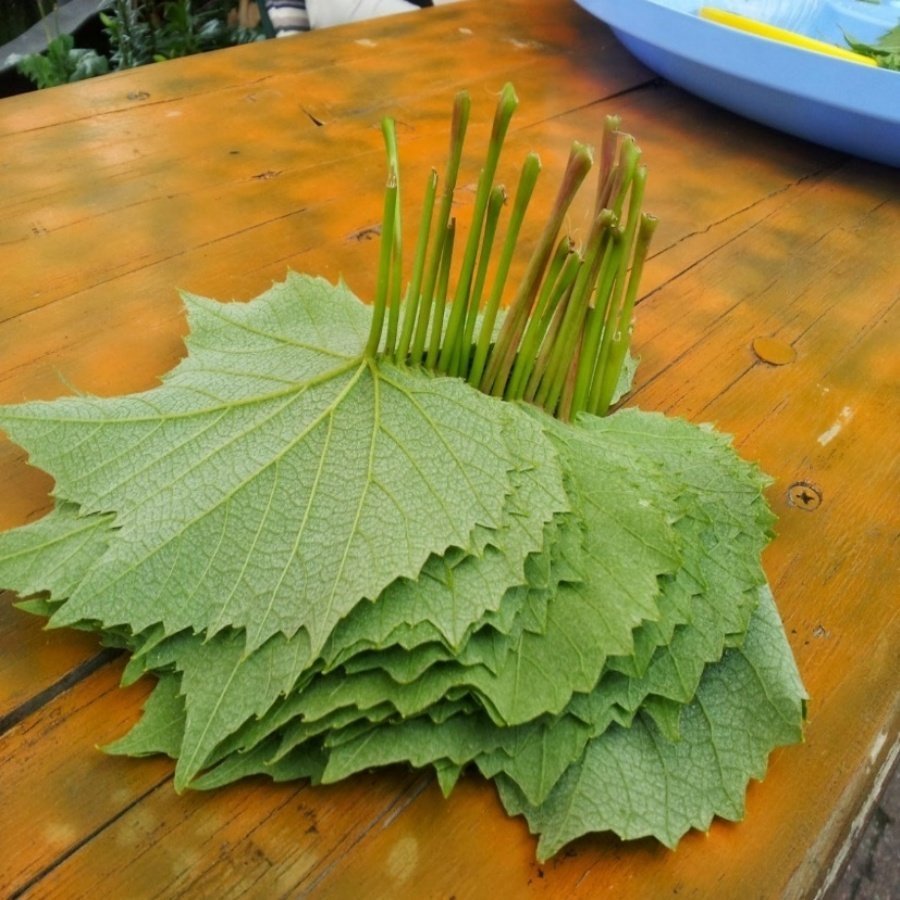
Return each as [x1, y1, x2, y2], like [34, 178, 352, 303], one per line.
[0, 661, 167, 897]
[0, 19, 650, 327]
[2, 657, 430, 898]
[0, 594, 104, 722]
[0, 0, 648, 135]
[0, 91, 832, 408]
[15, 765, 429, 899]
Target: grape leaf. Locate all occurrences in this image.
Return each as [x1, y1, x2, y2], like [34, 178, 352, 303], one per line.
[497, 587, 806, 857]
[191, 736, 327, 791]
[0, 502, 113, 602]
[0, 83, 809, 862]
[0, 273, 805, 857]
[109, 379, 568, 788]
[0, 276, 519, 655]
[104, 671, 186, 759]
[277, 410, 777, 804]
[321, 403, 570, 659]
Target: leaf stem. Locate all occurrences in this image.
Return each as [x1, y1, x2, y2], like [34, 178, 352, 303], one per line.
[452, 183, 507, 377]
[523, 280, 575, 404]
[609, 136, 641, 220]
[396, 168, 438, 362]
[594, 115, 621, 213]
[367, 89, 653, 421]
[409, 91, 471, 366]
[426, 220, 457, 366]
[570, 222, 623, 417]
[506, 238, 578, 401]
[536, 211, 615, 415]
[594, 210, 657, 415]
[467, 151, 541, 389]
[588, 162, 647, 414]
[513, 253, 584, 403]
[381, 119, 403, 358]
[438, 83, 518, 375]
[481, 141, 594, 398]
[364, 168, 398, 358]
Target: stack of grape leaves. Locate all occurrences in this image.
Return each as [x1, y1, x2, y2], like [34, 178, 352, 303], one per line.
[0, 87, 805, 861]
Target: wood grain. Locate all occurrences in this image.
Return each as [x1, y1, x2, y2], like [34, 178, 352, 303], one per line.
[0, 1, 897, 897]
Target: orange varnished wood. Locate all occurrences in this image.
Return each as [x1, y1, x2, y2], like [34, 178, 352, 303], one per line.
[0, 1, 897, 898]
[15, 767, 431, 898]
[0, 661, 167, 892]
[0, 593, 103, 720]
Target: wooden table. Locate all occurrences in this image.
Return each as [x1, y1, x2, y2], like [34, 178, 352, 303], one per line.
[1, 1, 897, 897]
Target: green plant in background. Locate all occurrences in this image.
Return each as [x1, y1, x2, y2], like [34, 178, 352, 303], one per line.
[845, 22, 900, 70]
[14, 0, 109, 88]
[15, 32, 109, 87]
[151, 0, 227, 59]
[101, 0, 155, 69]
[16, 0, 264, 89]
[102, 0, 259, 66]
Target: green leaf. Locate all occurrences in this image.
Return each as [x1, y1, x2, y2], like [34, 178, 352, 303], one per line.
[322, 404, 569, 658]
[434, 760, 463, 796]
[191, 737, 327, 791]
[149, 629, 316, 791]
[306, 410, 777, 805]
[104, 671, 186, 759]
[845, 24, 900, 70]
[0, 276, 517, 654]
[497, 588, 806, 858]
[0, 502, 113, 601]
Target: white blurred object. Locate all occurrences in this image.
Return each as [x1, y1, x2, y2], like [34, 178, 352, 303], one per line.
[707, 0, 820, 31]
[306, 0, 421, 29]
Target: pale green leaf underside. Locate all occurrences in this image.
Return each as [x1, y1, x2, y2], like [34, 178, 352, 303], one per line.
[173, 402, 774, 797]
[0, 273, 806, 860]
[0, 276, 519, 654]
[497, 588, 806, 858]
[122, 390, 568, 789]
[104, 670, 186, 759]
[323, 405, 570, 657]
[0, 501, 113, 601]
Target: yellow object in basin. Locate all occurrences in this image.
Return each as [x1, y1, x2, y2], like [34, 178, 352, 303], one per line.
[698, 7, 878, 66]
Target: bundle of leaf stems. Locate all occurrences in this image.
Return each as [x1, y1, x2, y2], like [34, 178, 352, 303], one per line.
[364, 83, 657, 421]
